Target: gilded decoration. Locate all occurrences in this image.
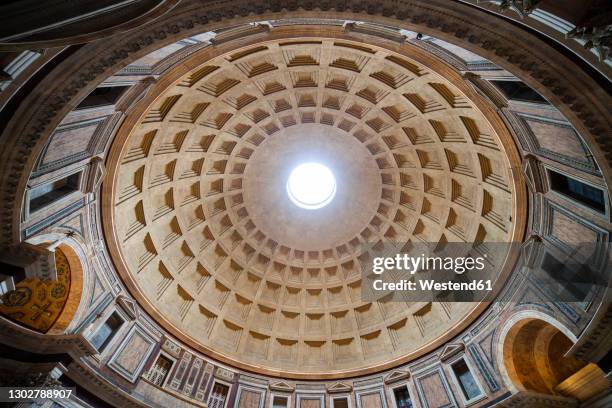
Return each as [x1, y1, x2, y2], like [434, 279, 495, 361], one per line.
[0, 248, 71, 332]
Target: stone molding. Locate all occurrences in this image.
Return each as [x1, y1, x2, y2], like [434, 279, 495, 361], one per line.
[0, 316, 97, 357]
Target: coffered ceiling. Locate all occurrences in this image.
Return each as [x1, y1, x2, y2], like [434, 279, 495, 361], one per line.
[104, 35, 524, 378]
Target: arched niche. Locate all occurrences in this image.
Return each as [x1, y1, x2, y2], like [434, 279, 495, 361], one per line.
[46, 242, 84, 334]
[501, 316, 609, 402]
[0, 236, 87, 335]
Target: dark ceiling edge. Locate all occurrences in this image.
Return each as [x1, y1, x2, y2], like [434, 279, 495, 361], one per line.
[456, 0, 611, 94]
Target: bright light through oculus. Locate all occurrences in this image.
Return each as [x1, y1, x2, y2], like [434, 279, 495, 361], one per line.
[287, 163, 336, 210]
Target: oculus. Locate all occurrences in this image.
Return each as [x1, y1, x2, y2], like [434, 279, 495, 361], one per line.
[287, 162, 337, 210]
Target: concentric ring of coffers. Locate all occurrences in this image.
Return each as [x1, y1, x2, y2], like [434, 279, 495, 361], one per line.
[106, 36, 522, 376]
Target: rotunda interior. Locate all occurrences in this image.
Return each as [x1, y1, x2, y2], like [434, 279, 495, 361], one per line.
[0, 1, 610, 408]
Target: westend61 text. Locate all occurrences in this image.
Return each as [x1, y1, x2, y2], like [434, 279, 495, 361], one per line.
[372, 279, 493, 292]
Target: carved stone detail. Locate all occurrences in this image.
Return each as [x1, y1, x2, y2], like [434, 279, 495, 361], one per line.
[519, 234, 543, 269]
[115, 77, 157, 114]
[384, 369, 410, 384]
[86, 156, 106, 194]
[497, 0, 542, 17]
[269, 380, 295, 392]
[522, 155, 545, 194]
[327, 382, 352, 393]
[438, 342, 465, 362]
[117, 295, 138, 320]
[463, 73, 508, 109]
[567, 16, 611, 62]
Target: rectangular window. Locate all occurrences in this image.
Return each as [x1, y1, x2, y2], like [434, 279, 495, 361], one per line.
[491, 80, 548, 104]
[451, 359, 482, 401]
[29, 172, 81, 213]
[75, 85, 128, 110]
[147, 354, 173, 386]
[90, 312, 123, 352]
[273, 396, 289, 408]
[548, 170, 606, 213]
[393, 386, 413, 408]
[333, 397, 349, 408]
[208, 383, 229, 408]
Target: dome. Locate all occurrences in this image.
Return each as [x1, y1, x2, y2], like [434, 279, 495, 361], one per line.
[104, 37, 524, 378]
